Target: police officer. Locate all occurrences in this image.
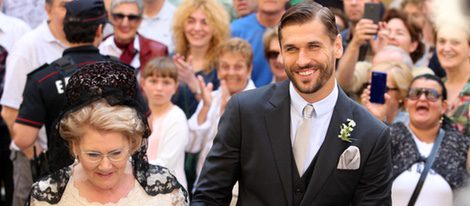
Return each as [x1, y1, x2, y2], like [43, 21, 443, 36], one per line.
[12, 0, 131, 173]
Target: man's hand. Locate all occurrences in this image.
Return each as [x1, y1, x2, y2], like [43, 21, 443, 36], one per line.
[21, 141, 43, 160]
[1, 106, 18, 136]
[350, 19, 378, 48]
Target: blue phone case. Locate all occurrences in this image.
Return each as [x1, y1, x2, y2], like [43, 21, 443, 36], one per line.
[370, 71, 387, 104]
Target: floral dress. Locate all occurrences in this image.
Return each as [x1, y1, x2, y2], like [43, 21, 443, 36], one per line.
[448, 81, 470, 136]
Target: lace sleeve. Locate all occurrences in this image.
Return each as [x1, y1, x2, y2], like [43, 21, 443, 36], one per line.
[29, 166, 71, 205]
[135, 164, 189, 204]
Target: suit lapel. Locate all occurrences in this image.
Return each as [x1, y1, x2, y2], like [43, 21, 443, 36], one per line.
[300, 87, 353, 205]
[264, 81, 294, 206]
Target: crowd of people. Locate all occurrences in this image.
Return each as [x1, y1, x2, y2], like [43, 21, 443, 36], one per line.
[0, 0, 469, 205]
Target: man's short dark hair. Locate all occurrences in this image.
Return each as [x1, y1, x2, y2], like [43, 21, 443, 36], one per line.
[63, 0, 107, 44]
[278, 1, 338, 43]
[63, 20, 102, 44]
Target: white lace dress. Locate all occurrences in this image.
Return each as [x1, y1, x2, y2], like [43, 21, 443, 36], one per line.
[28, 164, 188, 206]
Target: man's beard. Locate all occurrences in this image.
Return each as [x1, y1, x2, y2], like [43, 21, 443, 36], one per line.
[287, 62, 333, 94]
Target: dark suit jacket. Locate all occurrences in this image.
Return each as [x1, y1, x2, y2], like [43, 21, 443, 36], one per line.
[191, 81, 392, 206]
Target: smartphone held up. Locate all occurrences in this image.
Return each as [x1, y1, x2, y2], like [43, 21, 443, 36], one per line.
[363, 2, 382, 25]
[369, 71, 387, 104]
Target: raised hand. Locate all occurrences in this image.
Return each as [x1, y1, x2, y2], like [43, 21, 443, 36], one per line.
[360, 85, 391, 123]
[350, 19, 379, 48]
[219, 80, 230, 114]
[370, 21, 389, 54]
[173, 54, 199, 94]
[197, 75, 213, 125]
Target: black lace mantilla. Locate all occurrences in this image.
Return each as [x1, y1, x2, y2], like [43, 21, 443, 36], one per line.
[29, 164, 188, 204]
[390, 122, 470, 189]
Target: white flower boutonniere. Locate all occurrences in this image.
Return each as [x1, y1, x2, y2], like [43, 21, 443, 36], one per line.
[338, 119, 356, 143]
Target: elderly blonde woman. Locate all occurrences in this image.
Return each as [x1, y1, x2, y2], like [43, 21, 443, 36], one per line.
[360, 62, 414, 124]
[431, 0, 470, 136]
[171, 0, 230, 117]
[26, 62, 188, 205]
[99, 0, 168, 71]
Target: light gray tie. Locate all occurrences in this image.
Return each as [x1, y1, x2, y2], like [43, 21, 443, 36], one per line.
[293, 104, 314, 176]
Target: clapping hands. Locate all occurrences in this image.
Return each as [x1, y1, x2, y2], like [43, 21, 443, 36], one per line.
[173, 54, 200, 95]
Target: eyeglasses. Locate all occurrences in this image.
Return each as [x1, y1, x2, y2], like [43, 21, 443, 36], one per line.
[407, 88, 441, 102]
[265, 51, 280, 60]
[111, 13, 142, 24]
[79, 148, 130, 164]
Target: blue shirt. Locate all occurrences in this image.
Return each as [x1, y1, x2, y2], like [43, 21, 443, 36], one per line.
[231, 13, 272, 87]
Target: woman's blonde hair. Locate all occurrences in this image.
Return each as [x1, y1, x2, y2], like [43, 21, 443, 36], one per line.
[172, 0, 230, 73]
[370, 62, 413, 100]
[59, 99, 145, 155]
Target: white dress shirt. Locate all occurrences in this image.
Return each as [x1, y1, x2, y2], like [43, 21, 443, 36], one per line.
[138, 0, 175, 53]
[289, 81, 338, 174]
[1, 21, 67, 150]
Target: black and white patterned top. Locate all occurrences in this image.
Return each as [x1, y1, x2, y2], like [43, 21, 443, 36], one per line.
[390, 122, 470, 189]
[27, 163, 188, 205]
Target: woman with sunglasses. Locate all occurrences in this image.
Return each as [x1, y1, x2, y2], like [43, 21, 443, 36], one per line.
[26, 62, 188, 206]
[390, 74, 470, 206]
[361, 62, 413, 124]
[262, 26, 287, 84]
[99, 0, 168, 71]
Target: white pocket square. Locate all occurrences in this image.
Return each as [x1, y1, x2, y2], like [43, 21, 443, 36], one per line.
[337, 146, 360, 170]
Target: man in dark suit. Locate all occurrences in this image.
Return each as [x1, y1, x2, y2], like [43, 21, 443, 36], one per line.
[191, 2, 392, 206]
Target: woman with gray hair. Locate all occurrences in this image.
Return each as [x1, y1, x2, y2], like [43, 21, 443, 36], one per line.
[99, 0, 168, 71]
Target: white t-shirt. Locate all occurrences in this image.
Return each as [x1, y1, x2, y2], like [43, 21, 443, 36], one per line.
[1, 21, 67, 150]
[391, 129, 453, 206]
[138, 0, 175, 53]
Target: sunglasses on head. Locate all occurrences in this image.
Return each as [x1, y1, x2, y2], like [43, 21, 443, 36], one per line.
[265, 51, 280, 60]
[407, 88, 441, 102]
[111, 13, 142, 22]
